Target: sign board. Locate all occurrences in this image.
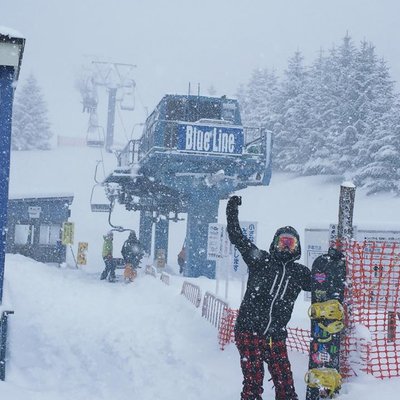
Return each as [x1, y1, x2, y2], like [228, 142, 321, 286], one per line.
[231, 221, 257, 278]
[62, 222, 74, 245]
[207, 223, 229, 260]
[28, 206, 41, 219]
[77, 242, 88, 265]
[177, 123, 243, 155]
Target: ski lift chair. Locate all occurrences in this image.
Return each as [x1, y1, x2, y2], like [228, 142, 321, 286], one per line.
[119, 81, 136, 111]
[86, 125, 105, 148]
[90, 184, 112, 212]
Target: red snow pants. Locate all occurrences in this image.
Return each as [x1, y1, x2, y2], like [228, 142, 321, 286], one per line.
[235, 331, 298, 400]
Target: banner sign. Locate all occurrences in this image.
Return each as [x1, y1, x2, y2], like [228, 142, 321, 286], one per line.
[207, 223, 229, 260]
[177, 123, 243, 155]
[232, 221, 257, 277]
[62, 222, 74, 245]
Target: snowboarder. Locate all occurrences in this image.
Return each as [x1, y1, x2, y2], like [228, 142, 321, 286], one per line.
[100, 231, 115, 282]
[226, 195, 311, 400]
[121, 231, 144, 282]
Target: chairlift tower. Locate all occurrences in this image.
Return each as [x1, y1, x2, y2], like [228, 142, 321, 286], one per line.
[101, 94, 272, 278]
[78, 61, 136, 152]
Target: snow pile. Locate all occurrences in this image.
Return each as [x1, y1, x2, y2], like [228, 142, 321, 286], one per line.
[3, 256, 242, 400]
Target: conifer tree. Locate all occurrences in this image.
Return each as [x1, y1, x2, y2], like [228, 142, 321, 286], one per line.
[12, 74, 53, 150]
[302, 49, 339, 175]
[237, 33, 400, 194]
[274, 50, 311, 172]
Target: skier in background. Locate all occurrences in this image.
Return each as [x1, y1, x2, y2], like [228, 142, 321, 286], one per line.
[121, 231, 144, 282]
[100, 231, 115, 282]
[226, 195, 311, 400]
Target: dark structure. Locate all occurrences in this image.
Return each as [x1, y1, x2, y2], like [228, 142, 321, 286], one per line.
[6, 194, 74, 264]
[101, 94, 272, 278]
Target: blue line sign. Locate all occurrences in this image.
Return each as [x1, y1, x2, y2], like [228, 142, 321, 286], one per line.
[177, 123, 243, 155]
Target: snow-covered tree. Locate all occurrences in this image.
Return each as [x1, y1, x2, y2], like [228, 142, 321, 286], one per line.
[274, 50, 311, 172]
[12, 74, 53, 150]
[302, 49, 340, 175]
[236, 33, 400, 194]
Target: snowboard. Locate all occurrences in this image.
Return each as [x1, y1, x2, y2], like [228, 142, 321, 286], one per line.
[305, 183, 356, 399]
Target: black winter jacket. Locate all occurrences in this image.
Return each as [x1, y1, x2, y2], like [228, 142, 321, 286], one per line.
[121, 236, 144, 268]
[226, 199, 311, 340]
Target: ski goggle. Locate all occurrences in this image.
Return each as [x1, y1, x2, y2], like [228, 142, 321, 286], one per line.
[275, 234, 298, 252]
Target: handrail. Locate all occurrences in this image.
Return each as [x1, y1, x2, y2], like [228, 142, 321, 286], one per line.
[117, 120, 270, 169]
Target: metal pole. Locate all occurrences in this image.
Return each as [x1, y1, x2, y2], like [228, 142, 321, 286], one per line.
[154, 218, 169, 263]
[139, 210, 153, 256]
[185, 190, 218, 278]
[105, 87, 117, 152]
[0, 310, 14, 380]
[0, 65, 14, 304]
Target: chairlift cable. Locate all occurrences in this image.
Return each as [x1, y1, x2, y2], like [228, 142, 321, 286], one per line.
[116, 105, 130, 142]
[134, 84, 149, 118]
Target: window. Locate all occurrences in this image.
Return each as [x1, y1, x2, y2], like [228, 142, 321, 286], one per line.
[39, 224, 61, 245]
[14, 224, 34, 245]
[221, 102, 237, 123]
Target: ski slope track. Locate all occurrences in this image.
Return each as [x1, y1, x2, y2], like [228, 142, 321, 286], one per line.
[1, 146, 400, 399]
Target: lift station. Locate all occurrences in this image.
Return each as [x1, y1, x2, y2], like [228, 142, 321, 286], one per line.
[98, 94, 272, 278]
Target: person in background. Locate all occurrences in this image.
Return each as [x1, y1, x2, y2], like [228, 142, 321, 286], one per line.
[226, 195, 311, 400]
[121, 231, 144, 282]
[177, 243, 186, 275]
[100, 231, 115, 282]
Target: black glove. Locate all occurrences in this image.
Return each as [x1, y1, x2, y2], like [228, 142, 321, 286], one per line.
[228, 195, 242, 208]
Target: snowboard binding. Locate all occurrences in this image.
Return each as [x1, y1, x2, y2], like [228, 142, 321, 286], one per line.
[308, 299, 344, 320]
[305, 368, 342, 398]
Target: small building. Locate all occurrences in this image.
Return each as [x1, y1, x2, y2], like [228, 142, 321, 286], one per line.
[6, 194, 74, 264]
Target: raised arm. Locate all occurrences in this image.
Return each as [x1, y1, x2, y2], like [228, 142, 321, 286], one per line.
[226, 196, 265, 265]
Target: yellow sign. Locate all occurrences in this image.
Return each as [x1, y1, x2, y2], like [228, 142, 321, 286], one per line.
[62, 222, 75, 245]
[77, 242, 88, 265]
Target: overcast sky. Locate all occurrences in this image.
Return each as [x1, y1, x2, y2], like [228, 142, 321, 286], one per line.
[2, 0, 400, 140]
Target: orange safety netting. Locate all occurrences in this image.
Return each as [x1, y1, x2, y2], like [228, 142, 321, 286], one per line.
[342, 240, 400, 379]
[218, 308, 310, 352]
[218, 240, 400, 380]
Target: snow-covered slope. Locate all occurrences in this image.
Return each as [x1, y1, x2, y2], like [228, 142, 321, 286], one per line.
[1, 146, 400, 399]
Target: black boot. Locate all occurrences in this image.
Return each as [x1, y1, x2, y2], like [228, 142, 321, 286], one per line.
[100, 270, 108, 280]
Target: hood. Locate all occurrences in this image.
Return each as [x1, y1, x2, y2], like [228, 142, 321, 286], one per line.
[128, 231, 137, 241]
[269, 226, 301, 262]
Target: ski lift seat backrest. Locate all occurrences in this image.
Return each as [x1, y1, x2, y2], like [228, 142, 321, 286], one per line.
[86, 125, 105, 148]
[90, 184, 111, 213]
